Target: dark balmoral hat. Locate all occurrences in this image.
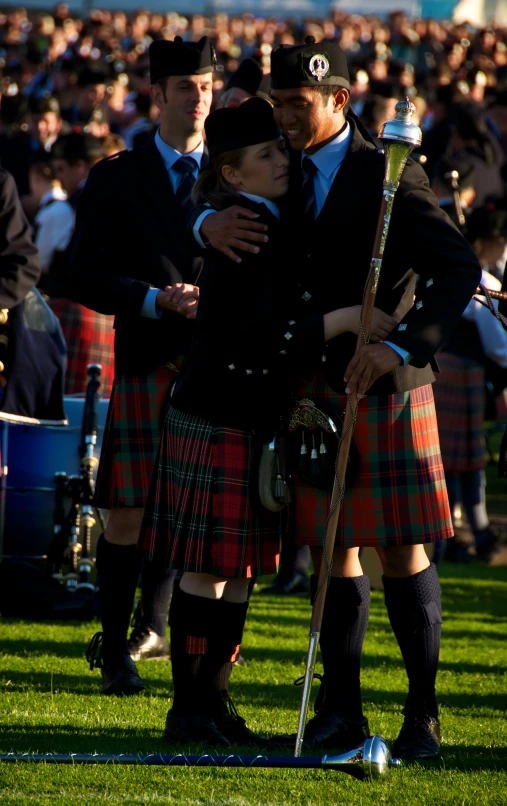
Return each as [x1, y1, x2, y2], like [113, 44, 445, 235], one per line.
[205, 97, 281, 160]
[271, 36, 350, 90]
[149, 37, 215, 83]
[225, 58, 263, 95]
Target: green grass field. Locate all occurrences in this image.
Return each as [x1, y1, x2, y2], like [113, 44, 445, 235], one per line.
[0, 558, 506, 806]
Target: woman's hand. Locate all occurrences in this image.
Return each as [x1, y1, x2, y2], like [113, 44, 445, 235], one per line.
[345, 305, 399, 342]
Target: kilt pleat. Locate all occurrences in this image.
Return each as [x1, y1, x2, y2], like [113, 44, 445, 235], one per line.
[49, 299, 115, 396]
[433, 351, 486, 472]
[95, 365, 176, 509]
[139, 406, 280, 578]
[293, 375, 453, 548]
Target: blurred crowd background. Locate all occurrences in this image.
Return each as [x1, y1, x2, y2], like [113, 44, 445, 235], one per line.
[1, 4, 507, 567]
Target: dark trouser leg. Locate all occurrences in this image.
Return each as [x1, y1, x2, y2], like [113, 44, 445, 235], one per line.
[311, 574, 370, 721]
[460, 470, 498, 558]
[383, 563, 442, 718]
[96, 533, 139, 657]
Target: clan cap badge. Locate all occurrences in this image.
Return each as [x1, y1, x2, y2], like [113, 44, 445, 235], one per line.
[271, 36, 350, 90]
[309, 54, 330, 82]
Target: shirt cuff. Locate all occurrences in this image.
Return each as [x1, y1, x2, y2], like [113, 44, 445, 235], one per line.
[141, 287, 162, 319]
[384, 341, 411, 366]
[193, 209, 215, 248]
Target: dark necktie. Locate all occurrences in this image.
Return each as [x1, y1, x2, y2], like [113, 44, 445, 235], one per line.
[173, 156, 198, 217]
[302, 156, 317, 224]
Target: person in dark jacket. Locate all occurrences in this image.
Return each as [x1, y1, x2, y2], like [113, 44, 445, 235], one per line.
[139, 98, 397, 748]
[194, 37, 482, 761]
[69, 37, 214, 695]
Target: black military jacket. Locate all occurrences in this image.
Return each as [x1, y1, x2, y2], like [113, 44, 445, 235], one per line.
[69, 137, 204, 374]
[173, 195, 324, 433]
[278, 118, 482, 395]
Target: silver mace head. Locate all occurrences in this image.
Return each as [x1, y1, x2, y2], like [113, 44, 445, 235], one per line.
[379, 97, 422, 149]
[321, 735, 402, 780]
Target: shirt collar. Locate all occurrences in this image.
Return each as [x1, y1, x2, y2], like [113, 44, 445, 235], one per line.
[155, 128, 205, 171]
[239, 191, 280, 220]
[302, 122, 351, 179]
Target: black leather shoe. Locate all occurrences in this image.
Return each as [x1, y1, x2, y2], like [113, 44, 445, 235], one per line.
[86, 632, 145, 696]
[212, 691, 266, 747]
[261, 571, 310, 596]
[164, 711, 231, 747]
[127, 625, 170, 662]
[392, 713, 441, 760]
[269, 710, 370, 750]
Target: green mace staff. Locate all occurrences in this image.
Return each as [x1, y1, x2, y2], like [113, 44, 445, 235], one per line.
[294, 99, 423, 759]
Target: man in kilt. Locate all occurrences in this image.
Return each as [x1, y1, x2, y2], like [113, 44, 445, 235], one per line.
[47, 133, 115, 396]
[196, 38, 482, 759]
[69, 38, 214, 694]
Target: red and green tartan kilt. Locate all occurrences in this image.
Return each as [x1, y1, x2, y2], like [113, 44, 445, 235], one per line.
[49, 299, 115, 397]
[95, 364, 177, 509]
[292, 375, 453, 549]
[433, 351, 486, 473]
[139, 405, 280, 578]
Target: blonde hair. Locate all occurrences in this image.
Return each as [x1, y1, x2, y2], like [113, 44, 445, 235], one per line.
[192, 147, 246, 208]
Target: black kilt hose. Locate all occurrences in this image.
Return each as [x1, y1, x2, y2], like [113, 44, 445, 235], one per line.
[139, 406, 280, 578]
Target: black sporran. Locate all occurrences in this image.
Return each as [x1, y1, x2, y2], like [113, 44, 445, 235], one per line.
[258, 431, 292, 512]
[288, 398, 360, 490]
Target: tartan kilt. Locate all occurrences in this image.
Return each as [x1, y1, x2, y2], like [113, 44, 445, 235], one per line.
[49, 299, 115, 397]
[433, 351, 486, 473]
[292, 375, 452, 549]
[95, 364, 177, 509]
[139, 406, 280, 578]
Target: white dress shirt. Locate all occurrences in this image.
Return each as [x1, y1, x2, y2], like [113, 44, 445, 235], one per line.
[34, 187, 74, 272]
[141, 130, 206, 318]
[462, 269, 507, 368]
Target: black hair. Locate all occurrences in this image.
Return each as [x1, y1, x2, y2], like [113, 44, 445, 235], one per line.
[310, 85, 351, 115]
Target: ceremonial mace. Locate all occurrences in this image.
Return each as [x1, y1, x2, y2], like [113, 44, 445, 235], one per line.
[0, 736, 399, 779]
[294, 99, 422, 759]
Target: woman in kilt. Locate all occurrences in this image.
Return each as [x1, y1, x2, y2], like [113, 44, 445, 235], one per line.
[139, 98, 392, 747]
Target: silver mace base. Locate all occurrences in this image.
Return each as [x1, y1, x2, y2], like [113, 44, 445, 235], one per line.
[0, 736, 401, 781]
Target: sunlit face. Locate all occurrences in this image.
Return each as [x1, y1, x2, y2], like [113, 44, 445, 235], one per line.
[150, 73, 213, 138]
[32, 111, 62, 142]
[270, 87, 348, 154]
[223, 137, 290, 201]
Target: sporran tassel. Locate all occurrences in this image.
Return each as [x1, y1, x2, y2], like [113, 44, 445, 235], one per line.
[299, 432, 307, 473]
[311, 435, 319, 477]
[319, 432, 329, 470]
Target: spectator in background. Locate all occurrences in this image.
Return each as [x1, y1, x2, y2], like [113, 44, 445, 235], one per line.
[120, 92, 153, 149]
[29, 158, 74, 282]
[47, 131, 115, 397]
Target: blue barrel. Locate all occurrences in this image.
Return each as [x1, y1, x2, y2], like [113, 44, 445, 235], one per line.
[2, 396, 109, 557]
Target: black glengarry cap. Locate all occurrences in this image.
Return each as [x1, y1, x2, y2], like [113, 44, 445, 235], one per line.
[271, 36, 350, 90]
[149, 36, 215, 83]
[225, 58, 263, 96]
[205, 97, 281, 159]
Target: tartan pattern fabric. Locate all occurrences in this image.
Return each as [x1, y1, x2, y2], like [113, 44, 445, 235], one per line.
[292, 374, 453, 548]
[49, 299, 115, 396]
[186, 636, 208, 655]
[95, 365, 176, 508]
[433, 351, 486, 473]
[139, 406, 280, 578]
